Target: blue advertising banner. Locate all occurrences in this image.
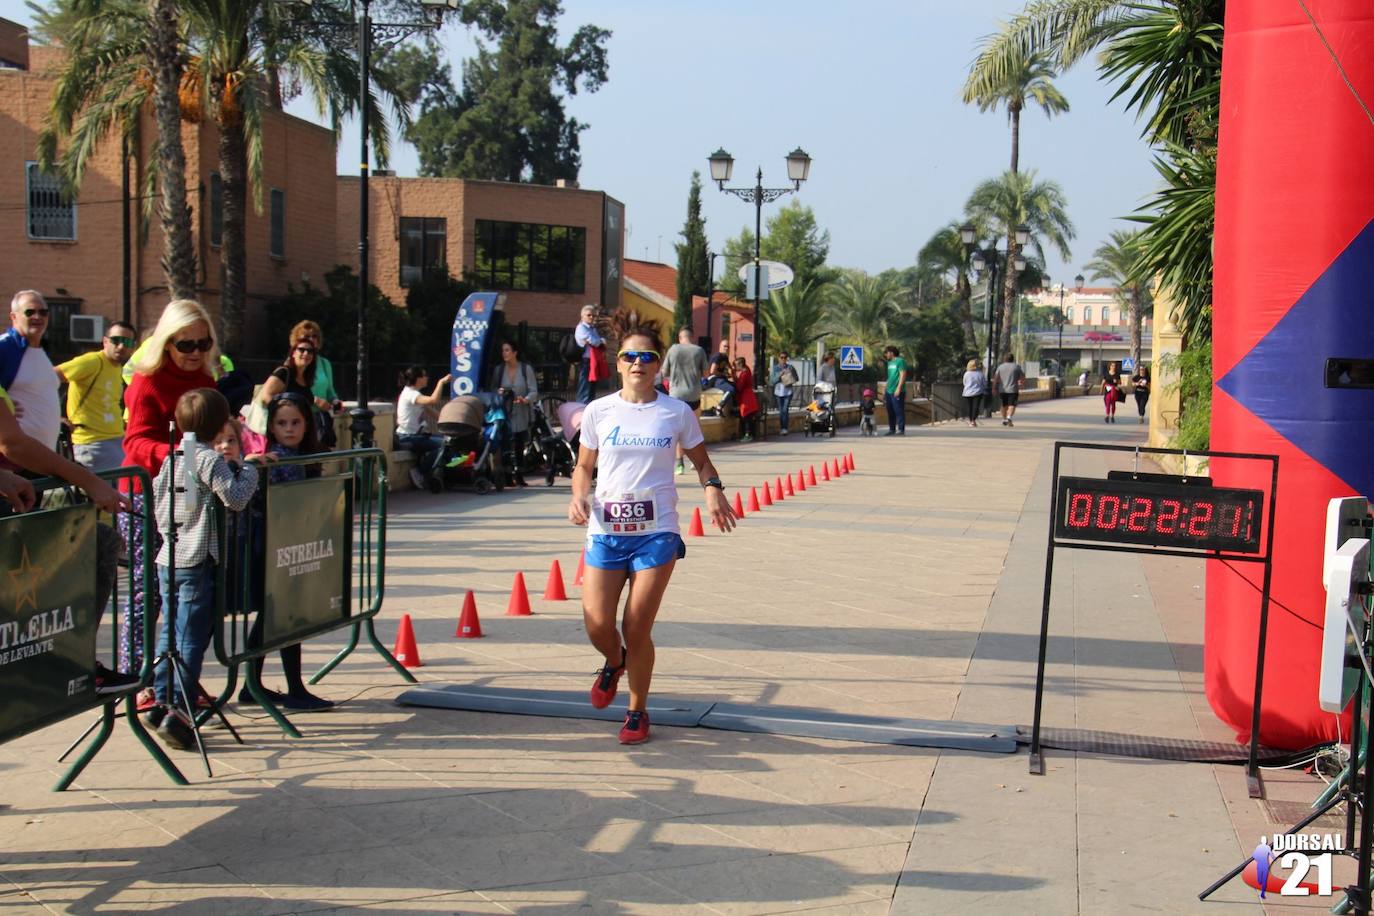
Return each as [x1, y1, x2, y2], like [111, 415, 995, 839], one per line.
[450, 293, 503, 397]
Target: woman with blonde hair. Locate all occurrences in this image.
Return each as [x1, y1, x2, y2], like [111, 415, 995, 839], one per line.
[961, 358, 988, 427]
[119, 299, 221, 683]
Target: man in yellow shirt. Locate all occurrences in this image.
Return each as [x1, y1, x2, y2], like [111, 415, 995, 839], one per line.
[55, 321, 136, 471]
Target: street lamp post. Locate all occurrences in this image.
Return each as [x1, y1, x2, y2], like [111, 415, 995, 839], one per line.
[1068, 273, 1084, 375]
[702, 250, 720, 350]
[963, 224, 1027, 414]
[709, 147, 811, 440]
[286, 0, 454, 447]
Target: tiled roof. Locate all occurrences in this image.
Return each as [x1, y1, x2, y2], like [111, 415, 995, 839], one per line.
[624, 259, 678, 304]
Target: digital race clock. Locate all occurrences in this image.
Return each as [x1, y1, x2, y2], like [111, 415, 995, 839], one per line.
[1053, 474, 1264, 554]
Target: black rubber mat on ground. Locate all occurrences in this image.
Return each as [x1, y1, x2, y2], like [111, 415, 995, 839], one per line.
[1018, 726, 1298, 764]
[396, 684, 1020, 752]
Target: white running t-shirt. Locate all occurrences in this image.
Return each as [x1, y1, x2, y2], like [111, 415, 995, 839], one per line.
[580, 391, 704, 538]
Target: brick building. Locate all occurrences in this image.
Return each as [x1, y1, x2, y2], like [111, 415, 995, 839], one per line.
[0, 18, 338, 361]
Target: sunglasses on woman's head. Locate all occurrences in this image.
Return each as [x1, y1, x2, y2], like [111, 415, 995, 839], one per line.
[172, 337, 213, 353]
[618, 349, 660, 365]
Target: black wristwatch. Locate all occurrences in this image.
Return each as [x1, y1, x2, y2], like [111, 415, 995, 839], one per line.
[703, 477, 724, 490]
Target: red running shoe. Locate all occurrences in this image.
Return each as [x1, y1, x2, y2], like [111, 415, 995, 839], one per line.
[618, 709, 650, 745]
[590, 648, 626, 709]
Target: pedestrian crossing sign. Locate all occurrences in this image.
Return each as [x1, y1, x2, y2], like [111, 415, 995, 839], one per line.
[839, 346, 864, 370]
[1121, 357, 1136, 371]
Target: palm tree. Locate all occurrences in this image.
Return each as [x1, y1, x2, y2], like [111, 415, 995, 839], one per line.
[964, 170, 1075, 354]
[1085, 228, 1151, 368]
[35, 0, 198, 300]
[917, 220, 997, 351]
[759, 279, 830, 358]
[962, 47, 1069, 174]
[827, 271, 902, 364]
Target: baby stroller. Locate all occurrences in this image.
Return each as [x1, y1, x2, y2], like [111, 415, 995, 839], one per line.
[524, 399, 577, 487]
[859, 388, 877, 436]
[432, 395, 504, 494]
[803, 380, 837, 438]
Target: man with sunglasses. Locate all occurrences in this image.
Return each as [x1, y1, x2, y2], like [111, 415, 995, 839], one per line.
[55, 321, 137, 472]
[0, 290, 62, 452]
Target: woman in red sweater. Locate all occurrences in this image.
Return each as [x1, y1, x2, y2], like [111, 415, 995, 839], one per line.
[119, 300, 220, 683]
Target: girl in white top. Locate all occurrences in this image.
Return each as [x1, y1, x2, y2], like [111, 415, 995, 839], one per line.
[569, 325, 735, 744]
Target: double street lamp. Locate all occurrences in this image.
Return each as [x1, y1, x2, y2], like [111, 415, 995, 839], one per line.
[287, 0, 456, 446]
[1057, 274, 1085, 376]
[707, 146, 812, 437]
[961, 222, 1028, 378]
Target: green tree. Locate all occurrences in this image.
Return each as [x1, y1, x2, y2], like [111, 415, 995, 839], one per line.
[888, 307, 965, 387]
[1084, 228, 1152, 368]
[827, 271, 902, 364]
[720, 200, 833, 295]
[34, 0, 198, 300]
[962, 47, 1069, 174]
[382, 1, 610, 181]
[759, 279, 830, 358]
[964, 170, 1074, 355]
[917, 221, 985, 349]
[673, 171, 708, 335]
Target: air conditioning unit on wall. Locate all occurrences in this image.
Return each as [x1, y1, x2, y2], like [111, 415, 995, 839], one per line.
[70, 314, 104, 343]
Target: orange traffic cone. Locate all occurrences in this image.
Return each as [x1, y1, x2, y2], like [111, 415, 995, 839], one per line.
[807, 466, 818, 486]
[394, 614, 423, 667]
[847, 452, 856, 471]
[574, 548, 585, 586]
[833, 458, 843, 477]
[506, 572, 532, 616]
[761, 483, 774, 506]
[821, 463, 831, 482]
[774, 477, 785, 501]
[544, 560, 568, 601]
[795, 470, 806, 492]
[747, 486, 761, 513]
[732, 491, 746, 518]
[454, 591, 483, 638]
[688, 506, 705, 537]
[784, 475, 795, 496]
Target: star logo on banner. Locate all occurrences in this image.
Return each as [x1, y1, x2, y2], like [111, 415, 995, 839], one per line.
[8, 544, 41, 612]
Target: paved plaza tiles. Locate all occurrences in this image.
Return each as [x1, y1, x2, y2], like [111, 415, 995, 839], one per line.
[0, 395, 1334, 913]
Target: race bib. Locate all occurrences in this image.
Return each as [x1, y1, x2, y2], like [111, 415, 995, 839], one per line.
[601, 488, 658, 534]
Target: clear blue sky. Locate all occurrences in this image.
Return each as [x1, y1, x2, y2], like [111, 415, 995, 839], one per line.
[2, 0, 1160, 285]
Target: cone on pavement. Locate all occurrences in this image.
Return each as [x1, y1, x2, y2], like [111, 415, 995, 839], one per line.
[454, 591, 483, 638]
[506, 572, 532, 616]
[732, 491, 746, 518]
[747, 486, 761, 513]
[574, 548, 585, 586]
[761, 483, 774, 506]
[394, 614, 423, 667]
[784, 475, 795, 496]
[821, 463, 831, 482]
[807, 466, 818, 486]
[796, 470, 806, 492]
[544, 560, 568, 601]
[847, 452, 856, 471]
[773, 477, 785, 501]
[688, 506, 705, 537]
[832, 457, 843, 477]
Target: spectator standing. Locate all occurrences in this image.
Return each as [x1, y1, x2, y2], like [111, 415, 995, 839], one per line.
[291, 321, 341, 410]
[881, 345, 908, 436]
[734, 357, 759, 442]
[574, 304, 606, 403]
[663, 327, 707, 473]
[818, 352, 837, 386]
[56, 320, 136, 471]
[0, 291, 62, 450]
[489, 340, 538, 487]
[962, 359, 988, 427]
[992, 352, 1026, 428]
[1131, 365, 1151, 424]
[770, 352, 800, 435]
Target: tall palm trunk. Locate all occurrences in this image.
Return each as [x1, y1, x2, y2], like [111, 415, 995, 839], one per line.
[999, 228, 1019, 358]
[1009, 99, 1021, 174]
[1129, 291, 1143, 368]
[149, 0, 196, 301]
[217, 93, 248, 355]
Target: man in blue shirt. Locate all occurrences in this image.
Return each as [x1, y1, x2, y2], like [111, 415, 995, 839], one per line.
[574, 304, 605, 404]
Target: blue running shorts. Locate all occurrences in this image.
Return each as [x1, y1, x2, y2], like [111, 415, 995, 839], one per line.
[585, 532, 686, 572]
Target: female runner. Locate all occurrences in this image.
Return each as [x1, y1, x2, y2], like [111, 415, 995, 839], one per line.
[569, 325, 736, 744]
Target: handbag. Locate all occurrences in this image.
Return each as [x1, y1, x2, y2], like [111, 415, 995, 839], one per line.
[1114, 386, 1126, 403]
[242, 397, 269, 435]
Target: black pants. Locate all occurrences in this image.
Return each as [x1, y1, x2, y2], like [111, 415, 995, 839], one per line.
[1135, 390, 1150, 417]
[965, 395, 981, 422]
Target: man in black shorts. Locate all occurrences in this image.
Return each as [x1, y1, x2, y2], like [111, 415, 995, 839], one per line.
[993, 353, 1025, 427]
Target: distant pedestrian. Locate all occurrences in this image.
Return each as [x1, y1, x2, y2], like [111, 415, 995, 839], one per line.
[733, 357, 759, 442]
[881, 345, 907, 436]
[1101, 361, 1122, 423]
[770, 352, 800, 435]
[992, 352, 1025, 427]
[56, 320, 136, 471]
[574, 304, 607, 404]
[1078, 369, 1088, 389]
[664, 327, 707, 473]
[962, 359, 987, 427]
[1131, 365, 1151, 424]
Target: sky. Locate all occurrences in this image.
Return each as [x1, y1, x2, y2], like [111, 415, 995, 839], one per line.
[1, 0, 1163, 286]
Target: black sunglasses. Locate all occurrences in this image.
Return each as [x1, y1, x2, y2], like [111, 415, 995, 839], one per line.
[294, 345, 316, 355]
[106, 335, 135, 348]
[22, 308, 49, 318]
[172, 337, 214, 354]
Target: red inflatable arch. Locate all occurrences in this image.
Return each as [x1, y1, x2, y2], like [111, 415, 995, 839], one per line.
[1208, 1, 1374, 749]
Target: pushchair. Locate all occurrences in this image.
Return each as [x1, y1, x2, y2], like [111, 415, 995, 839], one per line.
[523, 398, 577, 487]
[431, 395, 504, 494]
[803, 381, 837, 438]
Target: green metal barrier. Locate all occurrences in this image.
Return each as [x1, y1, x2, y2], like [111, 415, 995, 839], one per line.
[0, 467, 187, 790]
[210, 448, 413, 737]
